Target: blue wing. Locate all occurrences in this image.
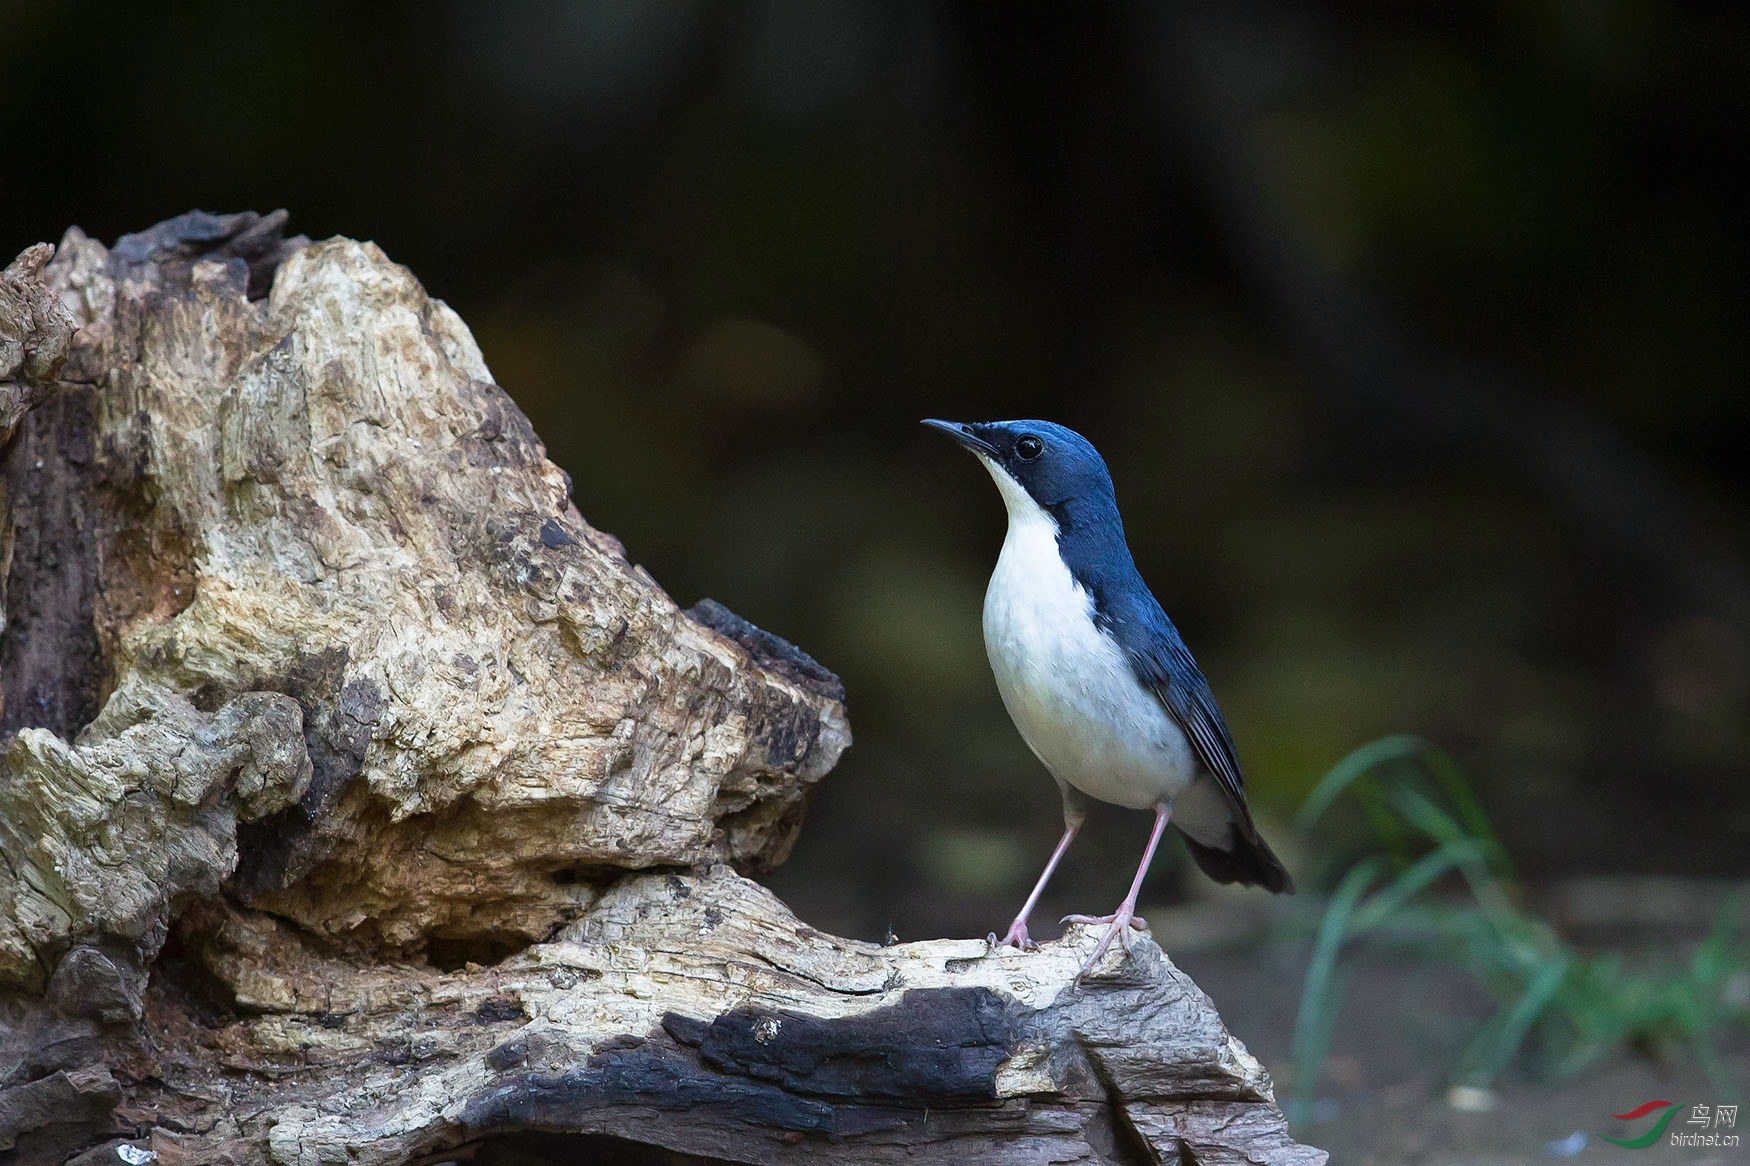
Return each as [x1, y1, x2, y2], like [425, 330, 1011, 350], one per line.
[1098, 590, 1294, 892]
[1054, 503, 1293, 891]
[1125, 626, 1249, 815]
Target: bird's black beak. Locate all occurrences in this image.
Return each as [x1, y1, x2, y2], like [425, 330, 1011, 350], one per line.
[921, 418, 997, 457]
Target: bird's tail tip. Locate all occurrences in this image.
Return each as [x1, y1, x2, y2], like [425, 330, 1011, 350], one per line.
[1182, 826, 1295, 894]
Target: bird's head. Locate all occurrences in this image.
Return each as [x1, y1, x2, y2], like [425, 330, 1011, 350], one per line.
[922, 418, 1116, 521]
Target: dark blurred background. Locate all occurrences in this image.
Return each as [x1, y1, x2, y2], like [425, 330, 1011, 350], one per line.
[5, 1, 1746, 950]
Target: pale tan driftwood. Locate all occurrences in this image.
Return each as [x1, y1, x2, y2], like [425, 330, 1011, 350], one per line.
[0, 216, 1324, 1165]
[0, 243, 77, 449]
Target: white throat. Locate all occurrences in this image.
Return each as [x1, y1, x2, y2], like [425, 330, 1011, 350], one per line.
[976, 453, 1049, 529]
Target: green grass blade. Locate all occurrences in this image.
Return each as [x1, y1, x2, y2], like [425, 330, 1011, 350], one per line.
[1290, 857, 1384, 1125]
[1415, 742, 1509, 871]
[1458, 950, 1572, 1086]
[1294, 735, 1750, 1097]
[1350, 841, 1483, 933]
[1297, 735, 1432, 830]
[1389, 785, 1522, 930]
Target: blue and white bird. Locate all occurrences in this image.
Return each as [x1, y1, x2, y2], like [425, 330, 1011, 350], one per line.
[924, 418, 1293, 978]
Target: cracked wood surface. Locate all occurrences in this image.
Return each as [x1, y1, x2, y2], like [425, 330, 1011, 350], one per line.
[0, 215, 1323, 1165]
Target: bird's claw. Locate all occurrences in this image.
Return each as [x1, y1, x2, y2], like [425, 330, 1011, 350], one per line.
[989, 921, 1036, 952]
[1060, 911, 1148, 932]
[1064, 903, 1148, 982]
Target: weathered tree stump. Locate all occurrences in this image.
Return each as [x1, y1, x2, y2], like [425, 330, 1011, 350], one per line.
[0, 213, 1325, 1165]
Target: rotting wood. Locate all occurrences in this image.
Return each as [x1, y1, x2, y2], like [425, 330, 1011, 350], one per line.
[0, 214, 1324, 1165]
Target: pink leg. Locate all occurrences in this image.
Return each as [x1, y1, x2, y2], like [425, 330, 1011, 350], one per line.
[1063, 802, 1171, 980]
[992, 820, 1080, 951]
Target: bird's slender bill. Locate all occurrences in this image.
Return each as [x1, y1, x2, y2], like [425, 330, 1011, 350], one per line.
[921, 418, 998, 457]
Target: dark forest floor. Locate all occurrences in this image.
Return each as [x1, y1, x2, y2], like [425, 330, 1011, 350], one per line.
[1170, 883, 1749, 1166]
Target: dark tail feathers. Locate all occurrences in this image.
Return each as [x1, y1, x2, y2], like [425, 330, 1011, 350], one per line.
[1181, 823, 1294, 894]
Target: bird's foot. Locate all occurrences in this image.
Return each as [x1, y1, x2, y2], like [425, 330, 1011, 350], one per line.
[1060, 910, 1148, 933]
[988, 919, 1037, 952]
[1064, 903, 1147, 982]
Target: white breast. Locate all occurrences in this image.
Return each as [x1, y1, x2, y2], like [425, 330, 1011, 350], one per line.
[977, 457, 1196, 810]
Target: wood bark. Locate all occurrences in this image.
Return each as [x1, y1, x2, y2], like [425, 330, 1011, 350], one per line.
[0, 213, 1324, 1165]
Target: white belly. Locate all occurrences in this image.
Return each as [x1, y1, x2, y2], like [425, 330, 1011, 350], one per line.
[981, 510, 1196, 810]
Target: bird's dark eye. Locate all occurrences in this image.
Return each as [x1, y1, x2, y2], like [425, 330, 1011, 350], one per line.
[1015, 434, 1044, 460]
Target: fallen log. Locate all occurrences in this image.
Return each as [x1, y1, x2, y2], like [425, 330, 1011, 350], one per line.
[0, 212, 1325, 1165]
